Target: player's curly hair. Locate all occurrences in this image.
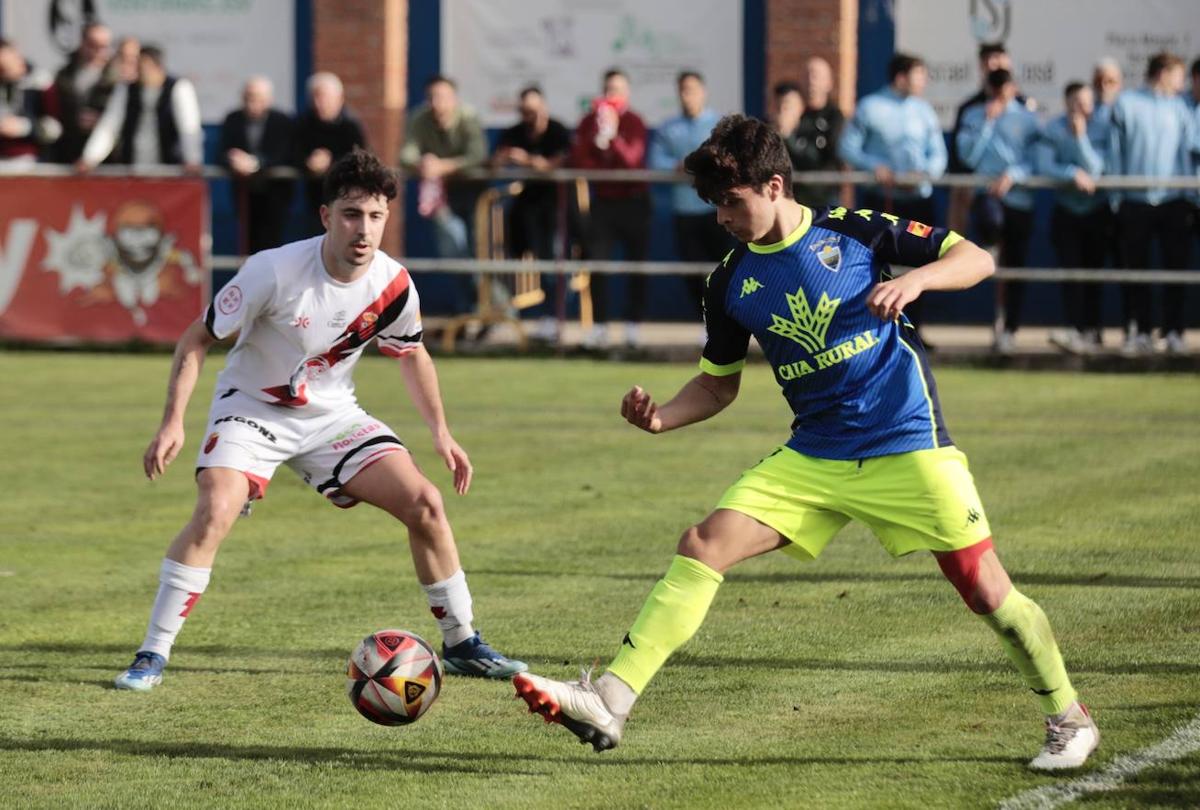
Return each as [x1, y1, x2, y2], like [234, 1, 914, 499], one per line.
[322, 147, 398, 204]
[683, 114, 794, 205]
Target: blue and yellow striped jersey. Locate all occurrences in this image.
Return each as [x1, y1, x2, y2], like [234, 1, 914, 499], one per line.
[701, 205, 964, 460]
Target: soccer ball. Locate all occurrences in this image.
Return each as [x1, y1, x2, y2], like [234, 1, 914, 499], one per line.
[346, 629, 443, 725]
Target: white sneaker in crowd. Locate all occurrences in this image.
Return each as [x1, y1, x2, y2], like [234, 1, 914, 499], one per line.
[622, 322, 641, 348]
[1164, 331, 1187, 356]
[581, 323, 609, 349]
[992, 330, 1016, 356]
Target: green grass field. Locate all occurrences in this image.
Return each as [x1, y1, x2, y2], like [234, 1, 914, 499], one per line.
[1, 352, 1197, 809]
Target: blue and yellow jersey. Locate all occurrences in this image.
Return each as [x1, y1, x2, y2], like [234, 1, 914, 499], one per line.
[701, 205, 964, 460]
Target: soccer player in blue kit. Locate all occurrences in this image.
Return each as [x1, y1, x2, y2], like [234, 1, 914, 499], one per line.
[514, 115, 1099, 771]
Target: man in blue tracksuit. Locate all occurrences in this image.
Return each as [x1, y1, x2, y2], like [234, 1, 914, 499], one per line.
[1037, 81, 1110, 353]
[1108, 52, 1196, 356]
[956, 69, 1043, 354]
[840, 53, 947, 341]
[649, 71, 730, 322]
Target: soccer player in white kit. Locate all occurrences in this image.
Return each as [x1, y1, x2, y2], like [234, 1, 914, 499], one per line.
[115, 149, 526, 690]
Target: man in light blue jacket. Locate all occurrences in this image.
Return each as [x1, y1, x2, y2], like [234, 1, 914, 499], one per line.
[648, 71, 730, 320]
[1108, 52, 1196, 356]
[839, 53, 946, 341]
[957, 69, 1043, 353]
[1037, 81, 1110, 353]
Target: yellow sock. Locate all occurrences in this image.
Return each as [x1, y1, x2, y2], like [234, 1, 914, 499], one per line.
[606, 555, 723, 694]
[981, 588, 1077, 715]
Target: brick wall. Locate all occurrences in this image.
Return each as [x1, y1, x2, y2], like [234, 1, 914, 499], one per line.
[312, 0, 407, 252]
[766, 0, 859, 115]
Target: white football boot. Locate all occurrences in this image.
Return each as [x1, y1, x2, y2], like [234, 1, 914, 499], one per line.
[1029, 701, 1100, 770]
[513, 670, 625, 752]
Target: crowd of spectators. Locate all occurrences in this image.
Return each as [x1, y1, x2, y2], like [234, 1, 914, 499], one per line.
[2, 24, 1199, 354]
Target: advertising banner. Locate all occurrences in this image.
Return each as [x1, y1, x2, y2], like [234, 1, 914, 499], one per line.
[896, 0, 1198, 127]
[0, 177, 208, 345]
[1, 0, 297, 121]
[442, 0, 744, 128]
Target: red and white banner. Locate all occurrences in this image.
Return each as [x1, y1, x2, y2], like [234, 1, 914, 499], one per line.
[0, 177, 208, 345]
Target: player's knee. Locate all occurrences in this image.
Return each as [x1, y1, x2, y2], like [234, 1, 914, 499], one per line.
[936, 538, 999, 614]
[397, 485, 446, 534]
[675, 525, 707, 558]
[189, 496, 239, 546]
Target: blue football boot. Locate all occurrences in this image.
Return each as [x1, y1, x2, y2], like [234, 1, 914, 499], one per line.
[113, 651, 166, 691]
[442, 631, 527, 678]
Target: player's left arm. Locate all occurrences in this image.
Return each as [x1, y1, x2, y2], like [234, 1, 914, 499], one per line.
[867, 238, 994, 322]
[396, 344, 472, 495]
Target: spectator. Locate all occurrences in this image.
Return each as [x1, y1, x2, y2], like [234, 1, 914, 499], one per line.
[219, 76, 294, 254]
[771, 80, 804, 195]
[839, 52, 946, 341]
[572, 68, 650, 348]
[957, 68, 1042, 354]
[492, 84, 571, 339]
[77, 44, 202, 172]
[0, 38, 60, 165]
[399, 74, 487, 314]
[293, 71, 366, 235]
[948, 44, 1031, 234]
[110, 37, 140, 85]
[1092, 58, 1123, 123]
[648, 70, 728, 323]
[1190, 57, 1200, 109]
[1037, 81, 1109, 354]
[1108, 52, 1196, 356]
[48, 21, 112, 163]
[789, 57, 845, 207]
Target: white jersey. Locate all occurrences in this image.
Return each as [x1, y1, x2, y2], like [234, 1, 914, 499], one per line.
[204, 236, 422, 415]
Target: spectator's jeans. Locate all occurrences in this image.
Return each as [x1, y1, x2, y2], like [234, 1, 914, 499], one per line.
[432, 188, 480, 315]
[860, 191, 935, 331]
[996, 204, 1035, 334]
[507, 193, 560, 319]
[674, 212, 735, 319]
[1117, 199, 1194, 337]
[585, 195, 651, 324]
[1050, 205, 1110, 337]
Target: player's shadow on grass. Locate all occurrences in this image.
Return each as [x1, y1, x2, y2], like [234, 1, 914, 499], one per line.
[472, 568, 1200, 590]
[0, 736, 1025, 772]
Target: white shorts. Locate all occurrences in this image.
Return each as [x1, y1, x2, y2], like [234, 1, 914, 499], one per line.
[195, 390, 406, 508]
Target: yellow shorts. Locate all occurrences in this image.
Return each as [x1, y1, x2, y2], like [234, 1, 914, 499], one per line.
[715, 446, 991, 560]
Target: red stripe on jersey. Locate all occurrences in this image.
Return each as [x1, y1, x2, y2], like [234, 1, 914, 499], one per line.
[316, 268, 412, 368]
[260, 383, 309, 407]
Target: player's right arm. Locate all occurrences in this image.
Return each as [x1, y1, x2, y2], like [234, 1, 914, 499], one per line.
[622, 252, 747, 435]
[144, 319, 218, 480]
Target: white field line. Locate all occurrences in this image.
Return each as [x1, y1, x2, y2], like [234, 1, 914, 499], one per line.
[998, 713, 1200, 810]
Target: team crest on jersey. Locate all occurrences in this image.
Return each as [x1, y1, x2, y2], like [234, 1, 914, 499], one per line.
[203, 433, 219, 454]
[767, 285, 842, 354]
[809, 236, 842, 272]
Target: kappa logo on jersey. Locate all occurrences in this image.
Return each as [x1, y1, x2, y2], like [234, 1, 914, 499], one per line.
[291, 315, 310, 329]
[740, 277, 764, 298]
[809, 236, 842, 272]
[906, 221, 933, 238]
[767, 285, 842, 354]
[217, 284, 243, 315]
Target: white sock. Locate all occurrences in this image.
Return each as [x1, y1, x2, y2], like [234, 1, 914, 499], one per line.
[139, 558, 211, 660]
[422, 569, 475, 646]
[596, 671, 637, 717]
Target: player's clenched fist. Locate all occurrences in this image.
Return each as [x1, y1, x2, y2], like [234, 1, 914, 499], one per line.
[620, 386, 663, 434]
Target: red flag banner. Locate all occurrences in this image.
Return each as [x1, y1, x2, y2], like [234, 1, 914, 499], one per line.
[0, 177, 207, 344]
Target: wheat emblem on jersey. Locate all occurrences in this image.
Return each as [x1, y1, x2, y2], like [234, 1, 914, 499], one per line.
[767, 286, 841, 353]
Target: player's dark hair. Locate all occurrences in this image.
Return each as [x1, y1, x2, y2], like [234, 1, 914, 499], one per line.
[1145, 51, 1183, 80]
[0, 38, 11, 51]
[322, 147, 398, 204]
[1192, 57, 1200, 79]
[518, 84, 542, 100]
[773, 80, 801, 99]
[684, 114, 794, 204]
[677, 70, 703, 87]
[1063, 81, 1085, 99]
[978, 42, 1007, 62]
[603, 68, 627, 84]
[985, 68, 1013, 92]
[888, 53, 924, 83]
[139, 44, 164, 67]
[425, 73, 456, 90]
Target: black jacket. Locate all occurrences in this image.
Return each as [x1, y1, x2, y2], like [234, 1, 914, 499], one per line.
[219, 107, 294, 192]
